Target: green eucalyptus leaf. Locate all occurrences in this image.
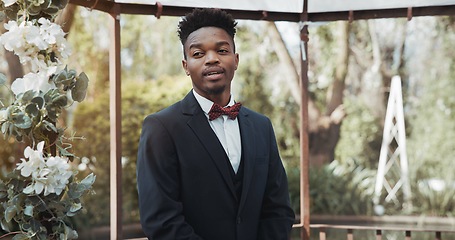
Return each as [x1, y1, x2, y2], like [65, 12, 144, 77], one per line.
[0, 72, 6, 85]
[25, 103, 39, 117]
[29, 218, 43, 233]
[71, 72, 89, 102]
[58, 145, 75, 158]
[24, 205, 34, 216]
[64, 224, 78, 239]
[27, 4, 42, 15]
[53, 69, 70, 85]
[1, 121, 8, 134]
[37, 232, 48, 240]
[68, 184, 83, 199]
[43, 88, 60, 103]
[13, 192, 26, 205]
[12, 233, 30, 240]
[34, 201, 47, 212]
[81, 173, 96, 187]
[52, 0, 68, 9]
[46, 94, 67, 121]
[46, 108, 58, 121]
[51, 95, 68, 107]
[69, 202, 81, 212]
[41, 0, 52, 8]
[0, 11, 5, 22]
[65, 225, 79, 239]
[31, 96, 45, 108]
[68, 69, 77, 79]
[21, 90, 37, 102]
[68, 173, 96, 199]
[0, 218, 11, 232]
[13, 113, 32, 129]
[27, 195, 41, 205]
[42, 120, 58, 133]
[42, 6, 59, 15]
[5, 205, 17, 222]
[66, 211, 76, 217]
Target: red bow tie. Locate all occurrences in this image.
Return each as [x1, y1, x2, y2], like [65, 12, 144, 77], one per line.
[208, 102, 242, 121]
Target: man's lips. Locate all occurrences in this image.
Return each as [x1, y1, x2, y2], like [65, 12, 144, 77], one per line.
[203, 67, 224, 77]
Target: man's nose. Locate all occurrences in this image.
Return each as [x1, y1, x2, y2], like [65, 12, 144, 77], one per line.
[205, 51, 219, 65]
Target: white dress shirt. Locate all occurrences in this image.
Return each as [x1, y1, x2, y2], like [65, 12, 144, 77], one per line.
[193, 90, 242, 173]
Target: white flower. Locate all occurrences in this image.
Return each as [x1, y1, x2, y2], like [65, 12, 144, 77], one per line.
[0, 18, 70, 74]
[11, 71, 56, 95]
[0, 108, 8, 123]
[17, 141, 73, 196]
[44, 156, 73, 195]
[2, 0, 18, 7]
[0, 21, 22, 51]
[25, 22, 48, 50]
[17, 141, 46, 177]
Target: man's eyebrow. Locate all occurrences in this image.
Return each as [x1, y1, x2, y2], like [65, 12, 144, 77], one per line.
[188, 41, 231, 50]
[188, 43, 202, 49]
[215, 41, 231, 47]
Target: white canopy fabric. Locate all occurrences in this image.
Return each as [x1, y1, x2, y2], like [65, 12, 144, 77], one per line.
[309, 0, 455, 12]
[117, 0, 304, 13]
[115, 0, 455, 13]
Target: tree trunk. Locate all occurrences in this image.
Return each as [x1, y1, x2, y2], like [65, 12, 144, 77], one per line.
[54, 4, 78, 146]
[268, 21, 350, 167]
[360, 20, 407, 124]
[326, 22, 349, 115]
[55, 4, 78, 34]
[309, 21, 350, 167]
[266, 22, 321, 133]
[266, 22, 301, 105]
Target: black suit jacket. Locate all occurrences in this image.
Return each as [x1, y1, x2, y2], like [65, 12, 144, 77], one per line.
[137, 91, 295, 240]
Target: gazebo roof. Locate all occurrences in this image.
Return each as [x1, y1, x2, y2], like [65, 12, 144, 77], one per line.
[69, 0, 455, 21]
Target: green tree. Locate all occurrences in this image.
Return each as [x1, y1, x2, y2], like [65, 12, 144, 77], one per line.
[405, 17, 455, 216]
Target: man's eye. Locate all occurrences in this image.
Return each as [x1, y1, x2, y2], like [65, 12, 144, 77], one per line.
[219, 49, 228, 53]
[193, 52, 203, 57]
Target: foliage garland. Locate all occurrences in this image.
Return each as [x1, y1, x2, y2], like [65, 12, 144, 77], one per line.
[0, 0, 95, 239]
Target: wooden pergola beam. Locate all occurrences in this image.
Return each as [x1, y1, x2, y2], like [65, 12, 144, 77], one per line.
[69, 0, 455, 21]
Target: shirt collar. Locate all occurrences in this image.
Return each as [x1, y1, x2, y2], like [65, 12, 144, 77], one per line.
[193, 89, 236, 115]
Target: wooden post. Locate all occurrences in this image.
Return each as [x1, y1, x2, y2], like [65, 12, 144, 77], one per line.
[109, 4, 123, 240]
[300, 0, 310, 238]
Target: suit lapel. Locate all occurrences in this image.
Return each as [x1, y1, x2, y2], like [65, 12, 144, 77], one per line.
[182, 92, 237, 199]
[237, 108, 255, 212]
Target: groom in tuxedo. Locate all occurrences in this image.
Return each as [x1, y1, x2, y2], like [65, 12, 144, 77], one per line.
[137, 8, 295, 240]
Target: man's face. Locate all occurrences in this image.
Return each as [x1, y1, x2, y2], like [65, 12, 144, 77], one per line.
[182, 27, 239, 101]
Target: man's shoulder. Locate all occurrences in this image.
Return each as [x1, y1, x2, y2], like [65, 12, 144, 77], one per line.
[146, 101, 183, 121]
[240, 106, 271, 123]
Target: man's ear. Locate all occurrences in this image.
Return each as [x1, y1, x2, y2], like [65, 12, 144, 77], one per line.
[182, 59, 190, 76]
[235, 53, 239, 70]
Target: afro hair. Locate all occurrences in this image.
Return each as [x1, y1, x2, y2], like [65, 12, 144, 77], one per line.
[178, 8, 237, 47]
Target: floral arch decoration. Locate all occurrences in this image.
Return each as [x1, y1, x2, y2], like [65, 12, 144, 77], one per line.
[0, 0, 95, 239]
